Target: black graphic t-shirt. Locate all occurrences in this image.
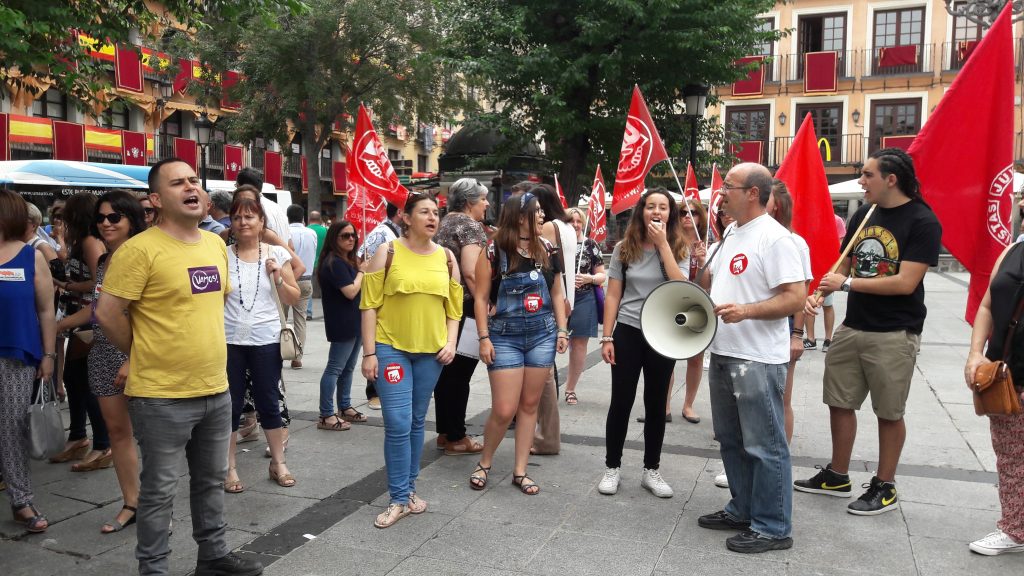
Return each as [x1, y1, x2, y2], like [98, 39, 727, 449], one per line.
[841, 200, 941, 334]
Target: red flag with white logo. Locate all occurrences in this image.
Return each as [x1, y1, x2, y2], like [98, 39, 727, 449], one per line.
[908, 2, 1013, 324]
[346, 173, 386, 239]
[611, 85, 669, 214]
[775, 113, 840, 294]
[588, 165, 608, 243]
[708, 164, 724, 240]
[349, 104, 408, 209]
[554, 174, 568, 209]
[683, 161, 700, 201]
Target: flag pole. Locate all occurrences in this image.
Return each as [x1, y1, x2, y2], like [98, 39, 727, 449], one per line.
[810, 203, 877, 304]
[705, 163, 717, 243]
[664, 157, 699, 231]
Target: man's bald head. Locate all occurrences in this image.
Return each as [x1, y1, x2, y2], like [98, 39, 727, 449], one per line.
[309, 211, 322, 223]
[732, 163, 773, 207]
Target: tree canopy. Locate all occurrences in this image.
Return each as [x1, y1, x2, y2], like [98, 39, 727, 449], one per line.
[438, 0, 781, 202]
[185, 0, 463, 212]
[0, 1, 306, 105]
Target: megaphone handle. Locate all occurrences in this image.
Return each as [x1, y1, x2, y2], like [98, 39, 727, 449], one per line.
[694, 224, 734, 285]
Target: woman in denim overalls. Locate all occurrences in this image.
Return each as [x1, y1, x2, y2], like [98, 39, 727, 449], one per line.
[470, 192, 569, 495]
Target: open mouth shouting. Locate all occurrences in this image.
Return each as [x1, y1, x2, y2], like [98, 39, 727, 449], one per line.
[184, 194, 202, 209]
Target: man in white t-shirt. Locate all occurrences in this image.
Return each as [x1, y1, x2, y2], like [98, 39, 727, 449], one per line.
[696, 163, 805, 554]
[286, 204, 319, 369]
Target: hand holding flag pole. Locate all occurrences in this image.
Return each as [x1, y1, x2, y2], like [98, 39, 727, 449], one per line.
[809, 204, 876, 305]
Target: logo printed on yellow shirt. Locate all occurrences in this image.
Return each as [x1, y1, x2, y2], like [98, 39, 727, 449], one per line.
[189, 266, 222, 294]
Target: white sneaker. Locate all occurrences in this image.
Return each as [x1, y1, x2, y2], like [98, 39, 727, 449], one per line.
[598, 468, 620, 495]
[714, 471, 729, 488]
[969, 530, 1024, 556]
[641, 468, 674, 498]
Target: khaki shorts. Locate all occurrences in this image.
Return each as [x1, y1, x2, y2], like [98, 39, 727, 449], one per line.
[822, 325, 921, 420]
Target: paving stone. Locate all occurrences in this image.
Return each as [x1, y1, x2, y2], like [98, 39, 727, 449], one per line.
[262, 544, 403, 576]
[655, 545, 789, 575]
[901, 501, 1002, 542]
[387, 555, 543, 576]
[414, 516, 556, 571]
[524, 529, 663, 576]
[911, 534, 1023, 576]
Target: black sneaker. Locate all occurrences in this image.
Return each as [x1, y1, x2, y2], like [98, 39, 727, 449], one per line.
[793, 463, 853, 498]
[195, 552, 263, 576]
[698, 510, 751, 531]
[847, 476, 898, 516]
[821, 339, 831, 353]
[802, 338, 816, 350]
[726, 530, 793, 553]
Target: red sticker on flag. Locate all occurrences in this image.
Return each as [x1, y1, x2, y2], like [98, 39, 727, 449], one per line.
[384, 363, 404, 384]
[524, 293, 543, 313]
[729, 254, 748, 275]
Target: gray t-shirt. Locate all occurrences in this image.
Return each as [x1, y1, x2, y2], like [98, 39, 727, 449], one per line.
[607, 244, 688, 330]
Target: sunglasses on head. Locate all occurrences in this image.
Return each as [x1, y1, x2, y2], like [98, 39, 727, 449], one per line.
[95, 213, 124, 225]
[340, 232, 358, 240]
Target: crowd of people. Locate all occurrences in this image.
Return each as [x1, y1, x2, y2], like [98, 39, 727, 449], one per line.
[1, 148, 1022, 576]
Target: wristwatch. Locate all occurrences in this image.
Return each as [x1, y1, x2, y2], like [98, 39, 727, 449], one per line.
[840, 276, 853, 292]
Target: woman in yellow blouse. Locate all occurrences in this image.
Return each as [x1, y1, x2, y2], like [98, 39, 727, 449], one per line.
[360, 193, 462, 529]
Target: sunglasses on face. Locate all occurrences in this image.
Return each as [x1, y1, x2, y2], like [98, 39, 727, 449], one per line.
[95, 213, 124, 225]
[340, 232, 358, 240]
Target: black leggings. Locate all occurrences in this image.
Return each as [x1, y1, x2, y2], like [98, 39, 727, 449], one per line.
[434, 355, 478, 442]
[604, 323, 674, 470]
[65, 356, 109, 450]
[228, 344, 284, 431]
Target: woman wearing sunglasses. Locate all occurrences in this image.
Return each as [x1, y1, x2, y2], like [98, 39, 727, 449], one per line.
[56, 191, 147, 532]
[317, 221, 368, 431]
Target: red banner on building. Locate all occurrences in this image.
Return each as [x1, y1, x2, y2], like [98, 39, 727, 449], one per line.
[174, 137, 198, 171]
[332, 161, 347, 195]
[879, 45, 917, 68]
[173, 58, 192, 94]
[115, 45, 144, 94]
[732, 56, 765, 97]
[121, 130, 147, 165]
[264, 151, 283, 188]
[0, 113, 8, 161]
[223, 145, 244, 181]
[220, 71, 241, 111]
[881, 135, 916, 151]
[730, 140, 764, 164]
[52, 121, 86, 161]
[805, 51, 838, 93]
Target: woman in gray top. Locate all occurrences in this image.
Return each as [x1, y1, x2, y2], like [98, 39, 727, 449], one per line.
[596, 188, 690, 500]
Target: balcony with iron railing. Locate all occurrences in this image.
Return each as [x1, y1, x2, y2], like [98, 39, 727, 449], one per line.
[862, 44, 934, 77]
[767, 133, 868, 168]
[784, 50, 857, 82]
[283, 154, 301, 178]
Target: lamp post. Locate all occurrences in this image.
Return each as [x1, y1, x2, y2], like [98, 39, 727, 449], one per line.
[156, 78, 173, 108]
[682, 83, 709, 170]
[194, 113, 214, 191]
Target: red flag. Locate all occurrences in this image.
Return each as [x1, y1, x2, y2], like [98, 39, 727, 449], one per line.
[52, 121, 86, 161]
[588, 165, 608, 243]
[223, 145, 244, 181]
[349, 104, 408, 208]
[121, 130, 147, 165]
[909, 2, 1014, 324]
[554, 174, 568, 209]
[346, 172, 386, 238]
[708, 164, 724, 240]
[775, 113, 840, 294]
[612, 85, 669, 214]
[683, 161, 700, 201]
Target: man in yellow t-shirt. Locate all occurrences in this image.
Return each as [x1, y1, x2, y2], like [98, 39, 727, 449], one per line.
[97, 158, 261, 576]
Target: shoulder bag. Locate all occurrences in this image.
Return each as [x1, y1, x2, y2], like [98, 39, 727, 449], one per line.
[27, 378, 65, 460]
[269, 272, 302, 361]
[972, 282, 1024, 416]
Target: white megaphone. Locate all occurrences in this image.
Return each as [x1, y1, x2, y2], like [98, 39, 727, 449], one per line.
[639, 280, 718, 360]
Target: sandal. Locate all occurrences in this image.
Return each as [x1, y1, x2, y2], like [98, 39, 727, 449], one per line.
[11, 502, 48, 533]
[469, 462, 490, 491]
[338, 407, 368, 423]
[224, 467, 245, 494]
[49, 438, 90, 463]
[565, 391, 578, 405]
[71, 448, 114, 472]
[317, 415, 351, 431]
[101, 505, 137, 533]
[408, 493, 427, 514]
[512, 474, 540, 496]
[269, 461, 296, 487]
[374, 503, 410, 529]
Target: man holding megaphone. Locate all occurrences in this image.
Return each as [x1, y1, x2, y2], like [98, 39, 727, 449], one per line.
[696, 163, 806, 554]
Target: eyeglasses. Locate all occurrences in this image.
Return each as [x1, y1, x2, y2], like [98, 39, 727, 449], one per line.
[340, 232, 358, 240]
[143, 208, 155, 215]
[94, 213, 124, 225]
[721, 184, 754, 192]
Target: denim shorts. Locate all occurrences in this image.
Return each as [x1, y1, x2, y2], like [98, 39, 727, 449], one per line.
[487, 315, 557, 371]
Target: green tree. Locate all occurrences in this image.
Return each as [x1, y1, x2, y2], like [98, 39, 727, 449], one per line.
[185, 0, 462, 213]
[0, 1, 306, 106]
[438, 0, 781, 202]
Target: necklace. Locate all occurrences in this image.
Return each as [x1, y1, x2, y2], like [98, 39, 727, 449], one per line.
[234, 243, 262, 313]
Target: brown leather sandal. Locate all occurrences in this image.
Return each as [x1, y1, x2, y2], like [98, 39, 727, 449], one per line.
[269, 462, 296, 487]
[71, 448, 114, 472]
[224, 467, 245, 494]
[338, 407, 368, 423]
[49, 438, 89, 463]
[317, 415, 351, 431]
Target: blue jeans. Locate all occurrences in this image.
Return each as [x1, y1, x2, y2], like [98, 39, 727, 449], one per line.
[375, 343, 444, 505]
[709, 354, 792, 539]
[129, 392, 231, 576]
[319, 338, 361, 416]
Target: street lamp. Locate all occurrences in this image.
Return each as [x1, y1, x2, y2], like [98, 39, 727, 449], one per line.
[682, 83, 709, 170]
[195, 113, 214, 190]
[156, 78, 173, 109]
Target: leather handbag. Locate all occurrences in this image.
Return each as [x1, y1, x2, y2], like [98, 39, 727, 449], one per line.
[972, 284, 1024, 416]
[269, 275, 302, 361]
[27, 378, 65, 460]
